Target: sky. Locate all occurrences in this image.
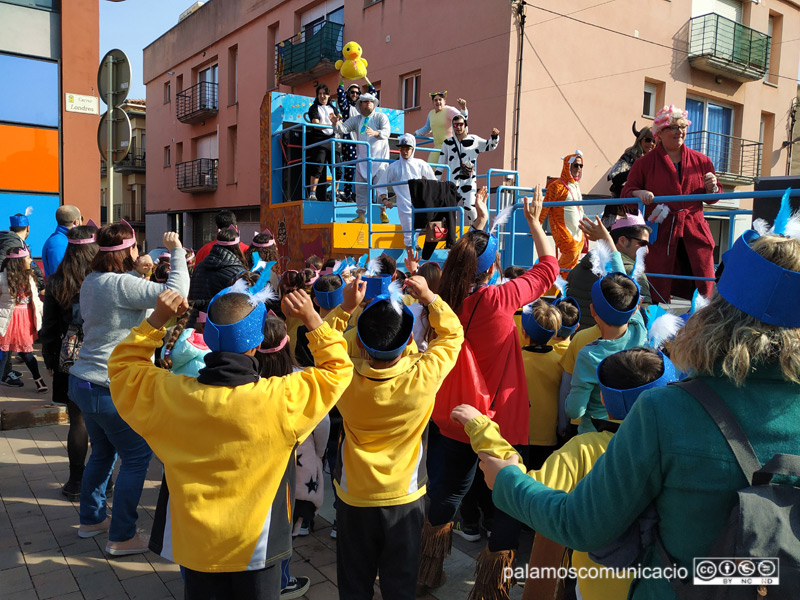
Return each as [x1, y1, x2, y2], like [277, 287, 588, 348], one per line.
[99, 0, 188, 100]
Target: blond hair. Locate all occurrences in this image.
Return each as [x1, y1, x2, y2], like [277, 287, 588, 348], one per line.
[532, 300, 561, 335]
[670, 235, 800, 386]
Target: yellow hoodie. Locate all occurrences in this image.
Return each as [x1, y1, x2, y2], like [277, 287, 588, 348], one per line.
[108, 320, 353, 573]
[464, 416, 633, 600]
[331, 296, 463, 507]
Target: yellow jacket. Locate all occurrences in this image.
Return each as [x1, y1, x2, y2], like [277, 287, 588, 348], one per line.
[331, 296, 464, 506]
[464, 416, 633, 600]
[108, 320, 353, 573]
[521, 348, 562, 446]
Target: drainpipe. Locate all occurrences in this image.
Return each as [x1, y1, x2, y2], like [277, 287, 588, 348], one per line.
[512, 1, 526, 172]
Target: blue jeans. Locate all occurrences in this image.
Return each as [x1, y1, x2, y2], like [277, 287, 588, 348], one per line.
[68, 375, 153, 542]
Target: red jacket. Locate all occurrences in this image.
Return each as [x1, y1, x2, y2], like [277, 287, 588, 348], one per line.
[194, 240, 249, 265]
[621, 143, 718, 301]
[456, 255, 558, 446]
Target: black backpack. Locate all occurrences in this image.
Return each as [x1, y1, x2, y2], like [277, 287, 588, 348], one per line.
[656, 379, 800, 599]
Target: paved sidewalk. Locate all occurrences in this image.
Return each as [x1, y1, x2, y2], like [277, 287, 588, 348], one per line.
[1, 424, 531, 599]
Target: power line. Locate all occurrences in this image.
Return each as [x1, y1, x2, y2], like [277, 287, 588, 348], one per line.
[528, 3, 800, 83]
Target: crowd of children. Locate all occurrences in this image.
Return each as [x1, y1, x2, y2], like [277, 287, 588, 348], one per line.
[12, 169, 795, 600]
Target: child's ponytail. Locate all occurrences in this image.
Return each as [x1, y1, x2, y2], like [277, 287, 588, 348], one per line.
[160, 305, 197, 370]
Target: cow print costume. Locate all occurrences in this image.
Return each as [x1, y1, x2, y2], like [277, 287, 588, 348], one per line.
[435, 132, 499, 226]
[337, 83, 376, 200]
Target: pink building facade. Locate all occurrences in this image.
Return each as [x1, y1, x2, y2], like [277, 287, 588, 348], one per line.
[143, 0, 800, 254]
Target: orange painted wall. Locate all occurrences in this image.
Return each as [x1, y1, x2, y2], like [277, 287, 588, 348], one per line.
[0, 124, 59, 192]
[60, 0, 100, 223]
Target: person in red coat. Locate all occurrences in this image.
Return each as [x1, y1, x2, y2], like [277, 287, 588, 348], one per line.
[622, 104, 719, 302]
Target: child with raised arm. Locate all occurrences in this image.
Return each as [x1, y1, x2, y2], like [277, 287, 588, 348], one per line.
[564, 216, 648, 433]
[451, 346, 678, 600]
[331, 273, 464, 599]
[108, 287, 352, 599]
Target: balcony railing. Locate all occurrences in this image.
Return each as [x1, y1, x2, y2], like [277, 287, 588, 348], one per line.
[115, 150, 146, 174]
[176, 81, 219, 124]
[685, 130, 762, 185]
[176, 158, 218, 193]
[688, 13, 770, 82]
[113, 203, 145, 223]
[276, 20, 344, 87]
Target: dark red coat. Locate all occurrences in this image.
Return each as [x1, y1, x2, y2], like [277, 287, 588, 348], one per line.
[622, 143, 718, 301]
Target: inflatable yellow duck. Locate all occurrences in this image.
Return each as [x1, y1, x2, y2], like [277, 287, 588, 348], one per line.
[335, 41, 368, 81]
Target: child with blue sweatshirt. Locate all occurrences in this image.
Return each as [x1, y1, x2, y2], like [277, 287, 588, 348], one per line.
[564, 217, 647, 433]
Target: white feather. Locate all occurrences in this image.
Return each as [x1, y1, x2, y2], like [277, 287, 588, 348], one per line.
[693, 293, 710, 312]
[752, 218, 770, 236]
[631, 246, 647, 282]
[249, 283, 278, 307]
[24, 206, 33, 216]
[522, 302, 533, 315]
[647, 313, 684, 349]
[489, 204, 515, 234]
[589, 240, 614, 278]
[387, 280, 404, 314]
[553, 275, 568, 298]
[650, 204, 670, 225]
[252, 259, 268, 272]
[366, 258, 382, 276]
[782, 215, 800, 241]
[230, 278, 250, 294]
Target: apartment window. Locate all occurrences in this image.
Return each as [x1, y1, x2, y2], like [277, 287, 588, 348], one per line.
[164, 81, 171, 104]
[177, 74, 184, 93]
[227, 126, 237, 184]
[163, 146, 171, 167]
[176, 142, 183, 165]
[228, 45, 238, 105]
[643, 83, 657, 118]
[765, 13, 781, 86]
[401, 72, 420, 110]
[686, 97, 735, 173]
[199, 64, 219, 86]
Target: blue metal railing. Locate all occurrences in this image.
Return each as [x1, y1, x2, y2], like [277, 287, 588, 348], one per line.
[272, 121, 454, 249]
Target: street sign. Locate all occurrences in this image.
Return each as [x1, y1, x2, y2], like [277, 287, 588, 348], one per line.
[98, 49, 131, 107]
[65, 93, 99, 115]
[97, 108, 132, 163]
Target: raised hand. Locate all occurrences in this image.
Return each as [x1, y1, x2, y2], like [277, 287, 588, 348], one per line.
[147, 290, 189, 330]
[403, 275, 435, 306]
[282, 289, 323, 331]
[163, 231, 181, 250]
[341, 274, 367, 314]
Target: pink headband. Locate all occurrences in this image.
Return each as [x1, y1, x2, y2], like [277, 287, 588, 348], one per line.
[6, 248, 30, 259]
[98, 219, 137, 252]
[257, 335, 289, 354]
[196, 311, 207, 323]
[159, 252, 171, 259]
[252, 228, 275, 248]
[68, 236, 96, 245]
[217, 224, 241, 246]
[610, 211, 647, 230]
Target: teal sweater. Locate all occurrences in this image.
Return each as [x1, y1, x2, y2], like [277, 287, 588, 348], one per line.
[493, 364, 800, 599]
[565, 250, 648, 433]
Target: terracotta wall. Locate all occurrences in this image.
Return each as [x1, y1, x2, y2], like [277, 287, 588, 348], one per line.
[61, 0, 100, 223]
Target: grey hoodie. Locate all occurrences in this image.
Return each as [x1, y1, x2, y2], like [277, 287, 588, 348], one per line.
[70, 248, 189, 387]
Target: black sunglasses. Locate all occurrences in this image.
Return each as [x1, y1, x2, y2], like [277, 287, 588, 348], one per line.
[644, 137, 654, 143]
[572, 163, 584, 169]
[631, 238, 650, 247]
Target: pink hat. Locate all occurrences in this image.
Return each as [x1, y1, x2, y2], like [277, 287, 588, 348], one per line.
[611, 212, 647, 230]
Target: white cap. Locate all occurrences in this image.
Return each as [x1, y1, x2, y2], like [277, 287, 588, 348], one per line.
[397, 133, 416, 148]
[358, 93, 379, 106]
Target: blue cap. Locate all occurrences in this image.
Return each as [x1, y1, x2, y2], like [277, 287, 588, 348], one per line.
[204, 288, 267, 353]
[717, 229, 800, 327]
[364, 274, 391, 299]
[553, 296, 581, 337]
[476, 234, 498, 274]
[10, 215, 29, 228]
[590, 273, 641, 326]
[521, 304, 556, 345]
[313, 275, 344, 310]
[356, 297, 415, 361]
[598, 349, 678, 419]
